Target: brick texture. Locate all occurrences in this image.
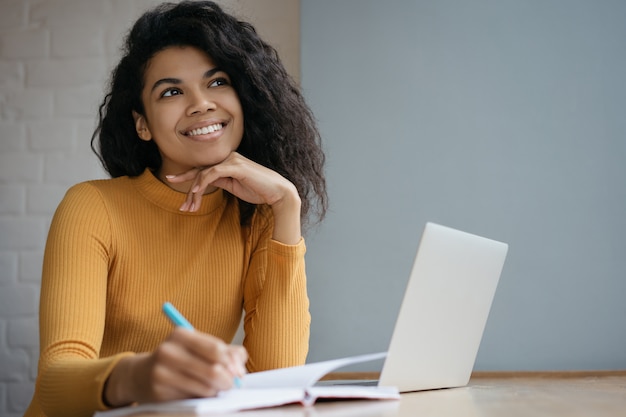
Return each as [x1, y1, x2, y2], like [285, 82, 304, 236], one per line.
[0, 1, 167, 413]
[0, 1, 298, 414]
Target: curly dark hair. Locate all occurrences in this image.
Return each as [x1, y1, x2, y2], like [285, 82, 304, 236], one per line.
[91, 1, 327, 228]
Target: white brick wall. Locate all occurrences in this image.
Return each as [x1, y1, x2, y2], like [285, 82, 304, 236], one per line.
[0, 1, 297, 415]
[0, 1, 181, 415]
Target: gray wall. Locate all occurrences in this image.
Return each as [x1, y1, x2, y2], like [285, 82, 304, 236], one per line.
[301, 0, 626, 371]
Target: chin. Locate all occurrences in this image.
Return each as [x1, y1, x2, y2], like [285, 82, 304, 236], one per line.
[197, 155, 230, 168]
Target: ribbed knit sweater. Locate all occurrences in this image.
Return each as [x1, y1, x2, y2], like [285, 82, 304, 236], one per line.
[24, 169, 310, 417]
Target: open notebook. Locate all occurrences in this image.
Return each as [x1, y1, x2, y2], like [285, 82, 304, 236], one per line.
[93, 352, 398, 416]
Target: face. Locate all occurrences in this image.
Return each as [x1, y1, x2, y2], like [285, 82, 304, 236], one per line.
[134, 46, 244, 178]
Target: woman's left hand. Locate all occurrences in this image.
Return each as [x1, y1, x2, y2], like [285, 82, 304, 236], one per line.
[166, 152, 302, 244]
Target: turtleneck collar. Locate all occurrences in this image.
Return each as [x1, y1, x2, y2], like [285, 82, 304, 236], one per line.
[131, 168, 226, 215]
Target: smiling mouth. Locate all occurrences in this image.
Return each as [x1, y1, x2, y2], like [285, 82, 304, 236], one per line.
[185, 123, 224, 137]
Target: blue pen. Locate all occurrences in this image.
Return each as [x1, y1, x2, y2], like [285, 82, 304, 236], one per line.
[163, 302, 194, 330]
[162, 302, 242, 388]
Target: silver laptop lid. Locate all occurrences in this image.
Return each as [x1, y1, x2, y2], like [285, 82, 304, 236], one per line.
[379, 222, 508, 392]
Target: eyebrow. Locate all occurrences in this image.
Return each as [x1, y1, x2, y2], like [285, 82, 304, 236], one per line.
[150, 67, 224, 93]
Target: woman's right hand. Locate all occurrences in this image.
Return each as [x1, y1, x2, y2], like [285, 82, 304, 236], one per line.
[104, 328, 247, 406]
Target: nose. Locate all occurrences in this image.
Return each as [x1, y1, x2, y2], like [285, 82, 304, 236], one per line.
[187, 89, 216, 116]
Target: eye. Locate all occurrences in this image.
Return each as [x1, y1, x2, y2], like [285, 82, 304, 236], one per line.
[209, 77, 230, 88]
[161, 88, 182, 98]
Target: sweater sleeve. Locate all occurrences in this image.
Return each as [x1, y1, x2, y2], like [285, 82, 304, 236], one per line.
[34, 183, 133, 417]
[242, 208, 311, 372]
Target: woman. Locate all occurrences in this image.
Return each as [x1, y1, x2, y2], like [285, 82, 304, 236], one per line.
[24, 2, 327, 416]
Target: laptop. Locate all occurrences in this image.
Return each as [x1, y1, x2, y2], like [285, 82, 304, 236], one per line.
[319, 222, 508, 393]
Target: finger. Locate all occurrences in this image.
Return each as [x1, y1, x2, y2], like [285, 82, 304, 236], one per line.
[169, 329, 238, 375]
[173, 329, 230, 362]
[202, 165, 268, 204]
[195, 155, 249, 188]
[158, 331, 234, 392]
[149, 361, 203, 402]
[227, 345, 248, 377]
[152, 361, 222, 401]
[170, 343, 232, 389]
[210, 176, 236, 197]
[179, 168, 224, 212]
[171, 329, 247, 386]
[189, 181, 204, 213]
[180, 362, 232, 395]
[181, 171, 215, 212]
[179, 191, 194, 212]
[177, 187, 202, 212]
[165, 167, 202, 183]
[179, 181, 200, 212]
[184, 171, 234, 212]
[165, 152, 239, 185]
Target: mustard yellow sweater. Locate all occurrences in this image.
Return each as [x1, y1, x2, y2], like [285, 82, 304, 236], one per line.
[24, 169, 310, 417]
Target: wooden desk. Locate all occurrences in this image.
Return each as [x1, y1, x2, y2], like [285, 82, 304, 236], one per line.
[131, 371, 626, 416]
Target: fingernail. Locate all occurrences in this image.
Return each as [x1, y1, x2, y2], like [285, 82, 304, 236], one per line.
[192, 185, 200, 193]
[165, 175, 176, 179]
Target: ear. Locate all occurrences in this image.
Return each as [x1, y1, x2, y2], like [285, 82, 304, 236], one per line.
[132, 111, 152, 141]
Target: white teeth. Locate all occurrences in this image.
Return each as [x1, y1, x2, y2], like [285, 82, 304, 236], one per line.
[187, 123, 223, 136]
